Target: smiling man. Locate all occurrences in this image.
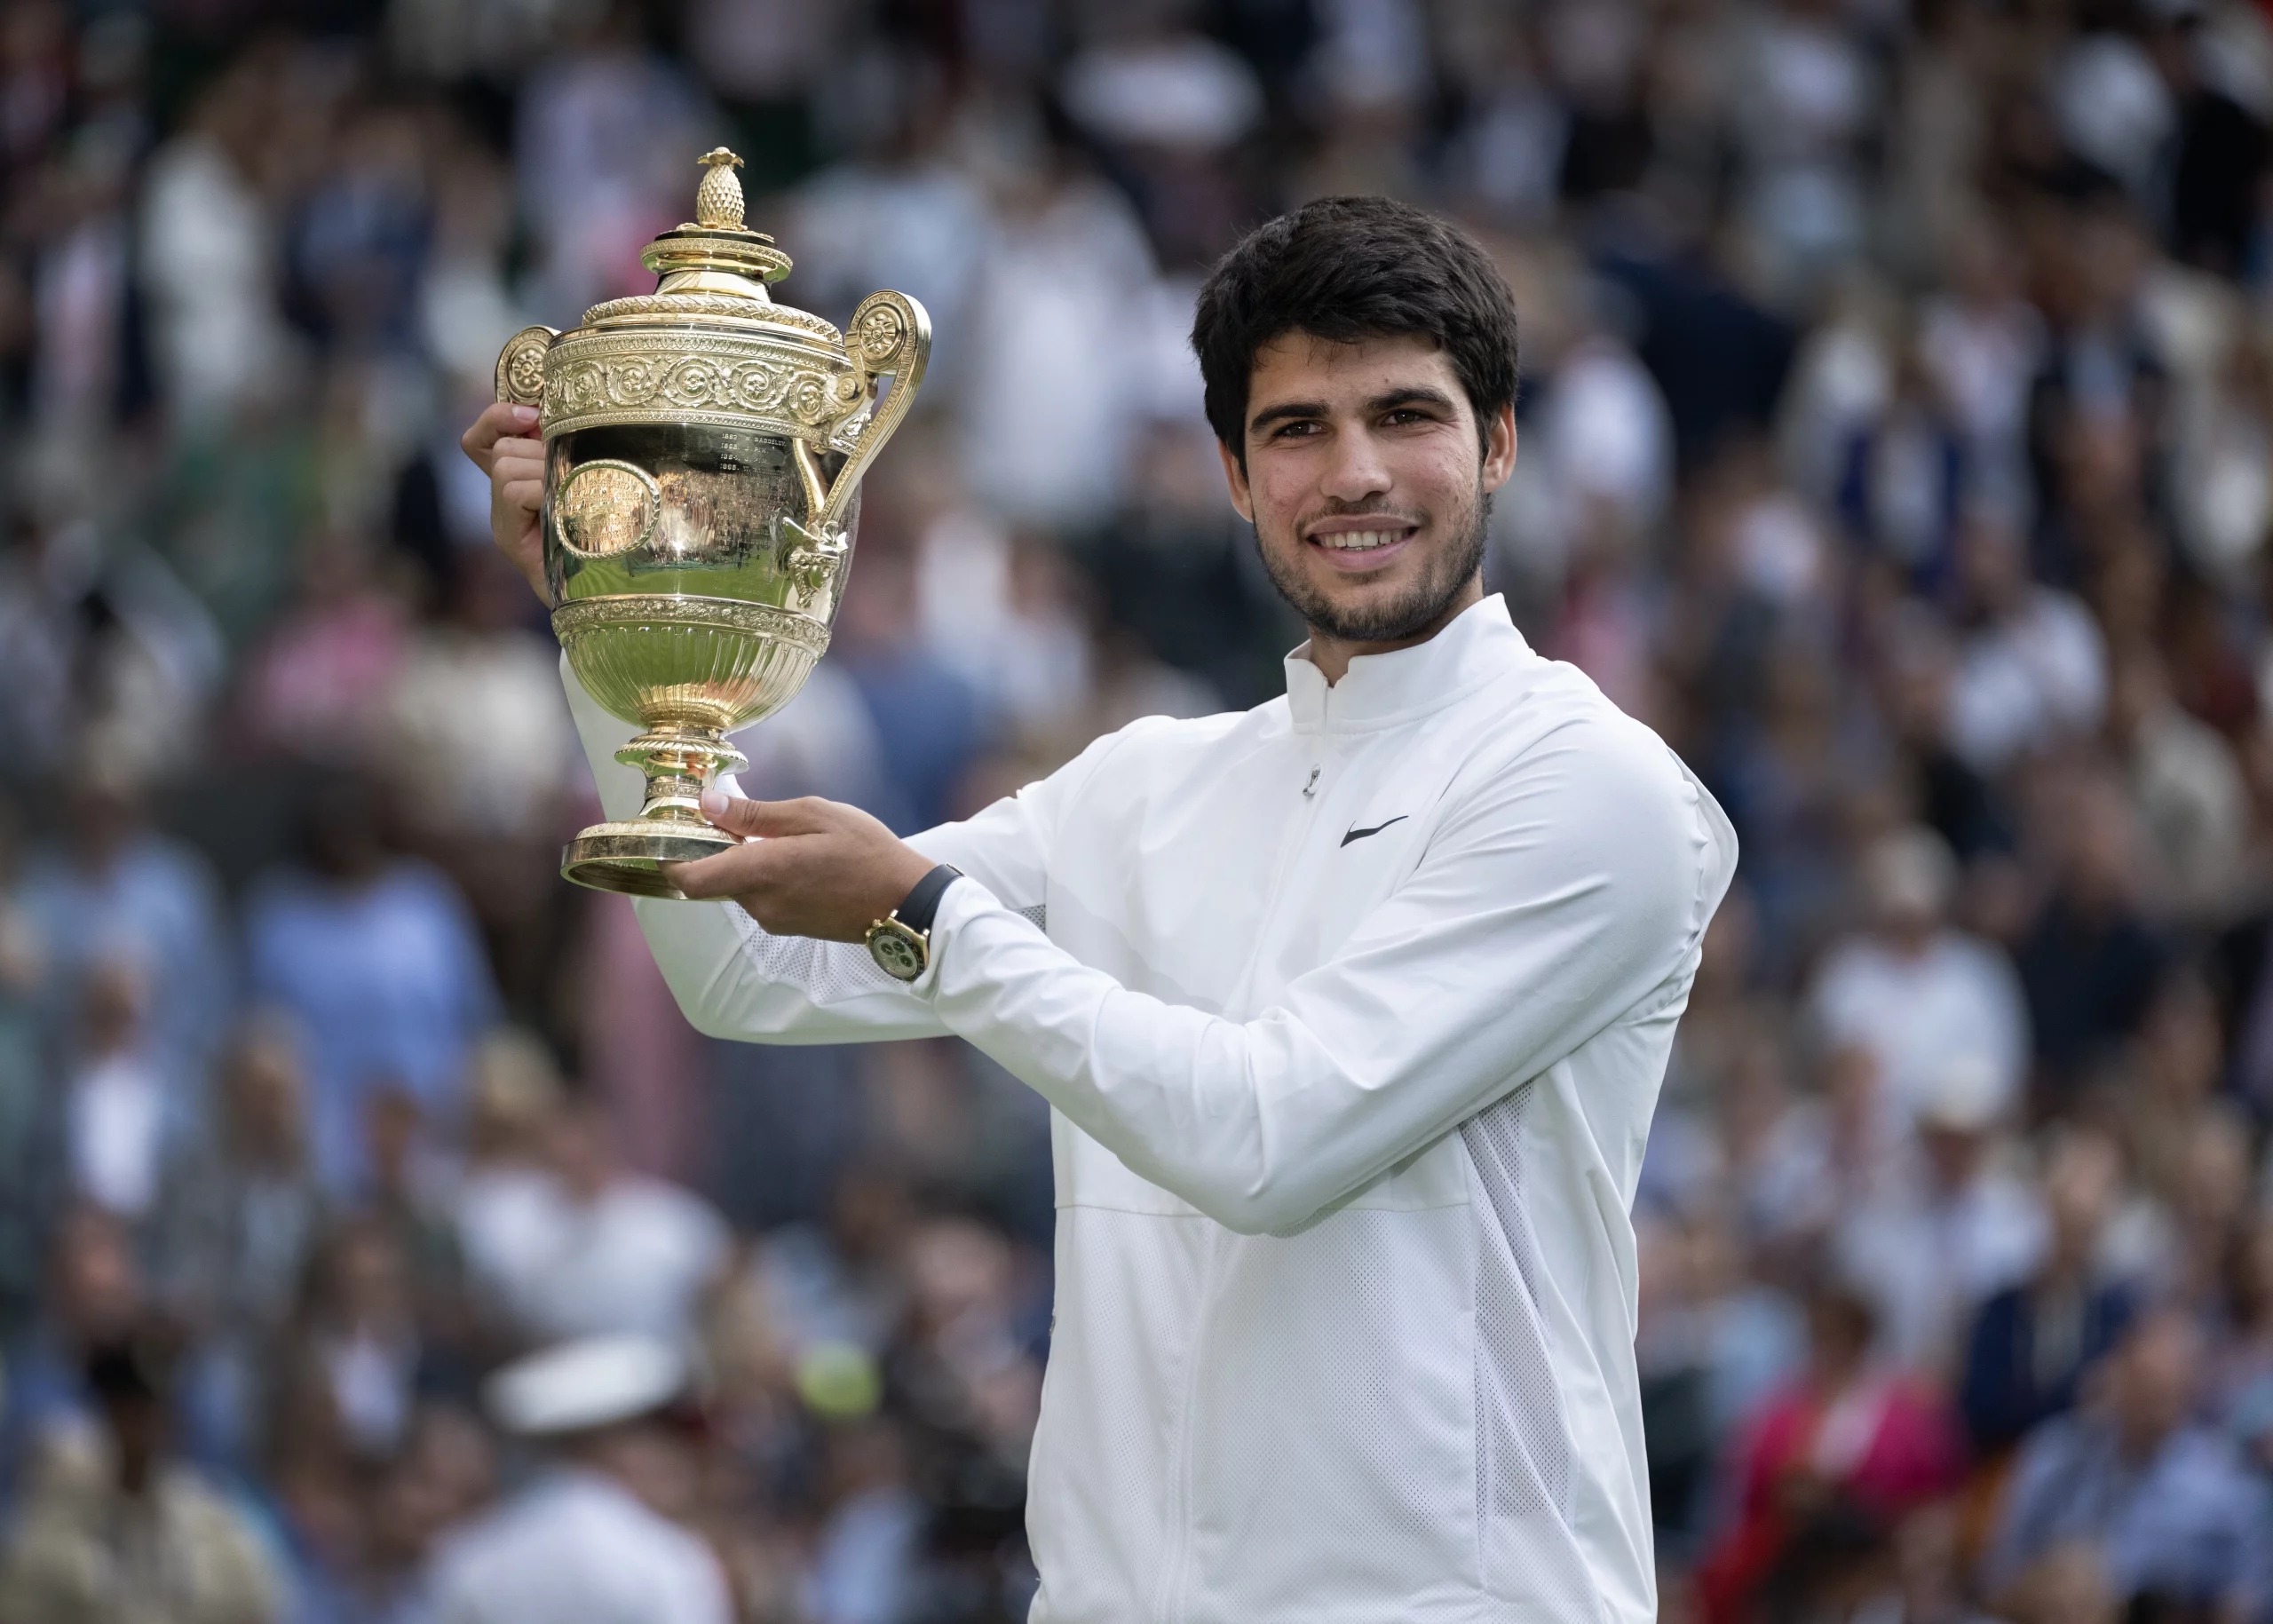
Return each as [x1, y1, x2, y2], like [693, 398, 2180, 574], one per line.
[465, 194, 1737, 1622]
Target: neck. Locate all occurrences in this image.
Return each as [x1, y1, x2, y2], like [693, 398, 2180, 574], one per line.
[1303, 577, 1483, 685]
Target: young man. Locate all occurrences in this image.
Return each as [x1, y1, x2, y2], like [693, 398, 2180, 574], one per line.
[465, 195, 1737, 1622]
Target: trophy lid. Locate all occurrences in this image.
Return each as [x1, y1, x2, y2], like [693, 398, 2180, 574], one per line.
[579, 148, 843, 347]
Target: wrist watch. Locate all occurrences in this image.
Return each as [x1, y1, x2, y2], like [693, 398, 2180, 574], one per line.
[866, 864, 963, 981]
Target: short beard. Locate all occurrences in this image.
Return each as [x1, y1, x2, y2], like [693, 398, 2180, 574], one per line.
[1255, 485, 1492, 644]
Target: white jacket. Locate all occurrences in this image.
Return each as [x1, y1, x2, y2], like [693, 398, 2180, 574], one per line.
[564, 595, 1738, 1623]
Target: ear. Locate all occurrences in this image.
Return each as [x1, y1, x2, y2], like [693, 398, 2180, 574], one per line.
[1216, 439, 1255, 524]
[1480, 402, 1517, 495]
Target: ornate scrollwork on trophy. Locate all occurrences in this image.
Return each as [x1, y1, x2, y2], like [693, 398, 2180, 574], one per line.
[551, 594, 832, 658]
[780, 521, 851, 598]
[812, 290, 930, 533]
[854, 301, 908, 364]
[543, 333, 867, 439]
[581, 293, 843, 343]
[495, 325, 558, 407]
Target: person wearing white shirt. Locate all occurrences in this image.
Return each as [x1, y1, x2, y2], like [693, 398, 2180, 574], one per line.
[432, 1335, 729, 1624]
[459, 1092, 729, 1346]
[1809, 825, 2030, 1129]
[465, 195, 1738, 1624]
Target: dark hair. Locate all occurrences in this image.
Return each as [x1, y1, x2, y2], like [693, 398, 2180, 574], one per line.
[1191, 196, 1521, 466]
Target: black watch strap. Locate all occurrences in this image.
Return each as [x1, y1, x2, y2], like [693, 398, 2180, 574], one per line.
[894, 864, 963, 936]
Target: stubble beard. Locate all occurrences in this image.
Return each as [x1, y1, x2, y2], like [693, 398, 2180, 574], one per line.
[1254, 482, 1492, 645]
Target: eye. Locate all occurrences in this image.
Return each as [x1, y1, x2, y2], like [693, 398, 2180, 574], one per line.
[1271, 420, 1323, 440]
[1382, 408, 1431, 427]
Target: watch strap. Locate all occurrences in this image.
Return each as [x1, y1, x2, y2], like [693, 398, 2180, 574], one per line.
[893, 864, 963, 936]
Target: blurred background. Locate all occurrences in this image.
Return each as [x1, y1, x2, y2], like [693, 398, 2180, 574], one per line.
[6, 0, 2273, 1620]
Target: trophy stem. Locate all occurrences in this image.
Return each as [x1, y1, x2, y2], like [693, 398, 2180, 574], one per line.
[559, 723, 751, 899]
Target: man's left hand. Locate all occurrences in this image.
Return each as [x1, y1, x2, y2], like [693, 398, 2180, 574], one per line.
[661, 791, 937, 942]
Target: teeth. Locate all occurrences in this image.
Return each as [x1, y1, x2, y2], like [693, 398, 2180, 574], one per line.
[1316, 530, 1401, 550]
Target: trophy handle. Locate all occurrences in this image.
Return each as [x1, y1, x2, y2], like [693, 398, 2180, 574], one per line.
[812, 289, 931, 534]
[495, 325, 559, 408]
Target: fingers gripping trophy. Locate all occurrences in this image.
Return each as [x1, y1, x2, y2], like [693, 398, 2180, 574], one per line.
[494, 148, 930, 898]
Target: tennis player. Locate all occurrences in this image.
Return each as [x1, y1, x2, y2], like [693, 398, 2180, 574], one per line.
[465, 194, 1738, 1623]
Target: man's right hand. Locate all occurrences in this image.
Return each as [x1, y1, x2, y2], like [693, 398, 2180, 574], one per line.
[461, 401, 548, 604]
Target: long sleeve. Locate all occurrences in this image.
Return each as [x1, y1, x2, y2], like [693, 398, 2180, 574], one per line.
[563, 657, 1051, 1045]
[912, 721, 1731, 1236]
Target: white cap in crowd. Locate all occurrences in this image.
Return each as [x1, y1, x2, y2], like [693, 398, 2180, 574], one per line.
[485, 1334, 688, 1438]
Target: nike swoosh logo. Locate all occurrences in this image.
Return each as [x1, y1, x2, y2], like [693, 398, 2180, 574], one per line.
[1341, 816, 1409, 847]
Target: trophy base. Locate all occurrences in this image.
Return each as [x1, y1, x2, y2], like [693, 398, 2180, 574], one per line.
[560, 820, 739, 899]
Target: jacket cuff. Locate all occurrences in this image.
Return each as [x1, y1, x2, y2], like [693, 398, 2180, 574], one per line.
[909, 873, 1018, 998]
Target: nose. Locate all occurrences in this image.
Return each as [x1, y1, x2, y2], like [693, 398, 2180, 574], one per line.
[1318, 423, 1391, 504]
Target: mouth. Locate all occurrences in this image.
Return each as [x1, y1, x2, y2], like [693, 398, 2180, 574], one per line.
[1302, 521, 1420, 572]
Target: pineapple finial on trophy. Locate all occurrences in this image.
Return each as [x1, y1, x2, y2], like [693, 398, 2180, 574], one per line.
[695, 147, 746, 229]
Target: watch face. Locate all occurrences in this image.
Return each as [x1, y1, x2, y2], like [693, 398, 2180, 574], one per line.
[868, 924, 926, 981]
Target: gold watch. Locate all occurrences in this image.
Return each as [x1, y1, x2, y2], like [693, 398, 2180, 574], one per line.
[866, 864, 962, 981]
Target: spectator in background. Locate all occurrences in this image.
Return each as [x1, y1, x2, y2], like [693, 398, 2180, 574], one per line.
[452, 1027, 565, 1312]
[235, 529, 410, 767]
[136, 53, 292, 432]
[1699, 1276, 1963, 1624]
[59, 952, 169, 1224]
[1834, 337, 1969, 592]
[1808, 826, 2029, 1131]
[430, 1334, 730, 1624]
[2016, 766, 2168, 1098]
[243, 773, 496, 1192]
[148, 1017, 329, 1471]
[1959, 1123, 2136, 1455]
[1834, 1057, 2046, 1379]
[19, 774, 231, 1081]
[376, 546, 574, 1010]
[2213, 1209, 2273, 1430]
[361, 1084, 472, 1365]
[1988, 1306, 2267, 1619]
[0, 1326, 283, 1624]
[759, 1160, 918, 1369]
[957, 139, 1166, 530]
[1916, 223, 2041, 528]
[283, 1217, 424, 1464]
[466, 1090, 729, 1348]
[0, 1205, 142, 1511]
[0, 796, 56, 1336]
[828, 521, 986, 836]
[150, 1019, 326, 1345]
[2103, 641, 2252, 924]
[1945, 515, 2108, 776]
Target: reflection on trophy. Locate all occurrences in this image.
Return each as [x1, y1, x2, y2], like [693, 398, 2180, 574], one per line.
[494, 147, 930, 899]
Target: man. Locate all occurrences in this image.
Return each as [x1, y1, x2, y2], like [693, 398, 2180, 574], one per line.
[428, 1334, 730, 1624]
[1806, 824, 2029, 1130]
[1986, 1307, 2268, 1618]
[1959, 1123, 2135, 1455]
[0, 1323, 283, 1624]
[464, 196, 1737, 1621]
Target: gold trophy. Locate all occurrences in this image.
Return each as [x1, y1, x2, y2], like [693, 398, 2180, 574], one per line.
[495, 148, 930, 899]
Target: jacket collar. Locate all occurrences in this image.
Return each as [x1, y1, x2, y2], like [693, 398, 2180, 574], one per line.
[1283, 593, 1532, 734]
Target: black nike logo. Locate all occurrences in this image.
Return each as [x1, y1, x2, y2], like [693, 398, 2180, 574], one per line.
[1341, 816, 1409, 847]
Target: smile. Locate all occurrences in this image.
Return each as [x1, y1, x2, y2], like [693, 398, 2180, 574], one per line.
[1302, 521, 1420, 571]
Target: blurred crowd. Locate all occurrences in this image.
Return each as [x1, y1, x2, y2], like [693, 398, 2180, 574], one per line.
[10, 0, 2273, 1620]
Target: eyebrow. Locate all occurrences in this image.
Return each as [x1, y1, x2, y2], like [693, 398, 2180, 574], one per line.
[1247, 385, 1460, 437]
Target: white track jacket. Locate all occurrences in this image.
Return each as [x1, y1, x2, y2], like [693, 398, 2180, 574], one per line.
[564, 595, 1738, 1623]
